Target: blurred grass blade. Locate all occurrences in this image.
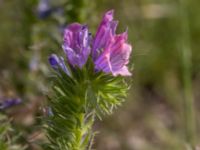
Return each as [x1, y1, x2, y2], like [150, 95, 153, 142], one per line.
[179, 0, 196, 149]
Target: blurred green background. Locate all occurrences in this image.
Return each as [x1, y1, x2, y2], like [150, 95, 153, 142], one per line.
[0, 0, 199, 149]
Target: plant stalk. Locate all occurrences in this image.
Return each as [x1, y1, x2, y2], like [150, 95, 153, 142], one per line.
[179, 0, 196, 149]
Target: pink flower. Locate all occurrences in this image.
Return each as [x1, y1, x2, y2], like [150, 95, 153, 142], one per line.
[93, 10, 132, 76]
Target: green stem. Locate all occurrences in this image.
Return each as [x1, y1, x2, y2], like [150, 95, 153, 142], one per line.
[73, 112, 95, 150]
[178, 0, 196, 149]
[73, 113, 84, 150]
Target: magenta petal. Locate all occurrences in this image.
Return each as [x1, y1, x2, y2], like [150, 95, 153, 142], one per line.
[92, 10, 118, 60]
[92, 10, 132, 76]
[95, 49, 112, 73]
[95, 43, 132, 76]
[93, 11, 132, 76]
[109, 42, 132, 76]
[112, 66, 132, 76]
[62, 23, 91, 68]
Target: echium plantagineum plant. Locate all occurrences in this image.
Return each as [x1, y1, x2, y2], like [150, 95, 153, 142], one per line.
[45, 10, 132, 150]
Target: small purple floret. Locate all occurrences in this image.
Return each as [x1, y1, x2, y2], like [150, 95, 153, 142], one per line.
[37, 0, 52, 19]
[49, 54, 70, 75]
[0, 98, 22, 110]
[62, 23, 91, 68]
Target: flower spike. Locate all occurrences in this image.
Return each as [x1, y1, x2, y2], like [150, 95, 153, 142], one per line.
[46, 10, 132, 150]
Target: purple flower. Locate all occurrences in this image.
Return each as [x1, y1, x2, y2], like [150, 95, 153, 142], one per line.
[92, 10, 117, 60]
[37, 0, 64, 19]
[62, 23, 91, 68]
[49, 54, 70, 75]
[93, 10, 132, 76]
[37, 0, 52, 19]
[0, 98, 22, 110]
[48, 10, 132, 77]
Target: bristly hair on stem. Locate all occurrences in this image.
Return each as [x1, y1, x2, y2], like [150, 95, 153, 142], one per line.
[43, 57, 129, 150]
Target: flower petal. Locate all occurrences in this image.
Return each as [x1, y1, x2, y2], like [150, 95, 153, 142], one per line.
[63, 23, 91, 68]
[93, 10, 132, 76]
[0, 98, 22, 110]
[92, 10, 118, 60]
[49, 54, 70, 75]
[112, 66, 132, 76]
